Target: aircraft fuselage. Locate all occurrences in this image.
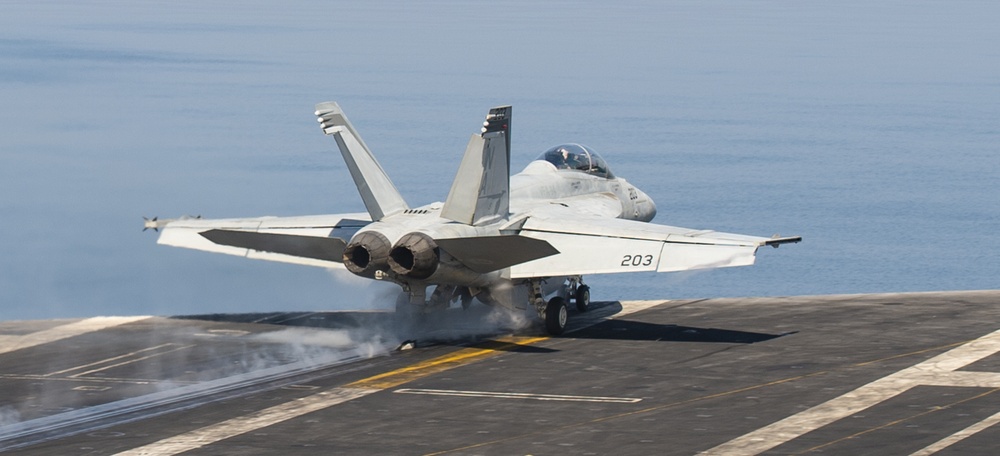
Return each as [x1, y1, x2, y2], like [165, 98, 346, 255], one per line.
[338, 158, 657, 311]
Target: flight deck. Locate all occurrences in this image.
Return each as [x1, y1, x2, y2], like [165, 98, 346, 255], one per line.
[2, 290, 999, 455]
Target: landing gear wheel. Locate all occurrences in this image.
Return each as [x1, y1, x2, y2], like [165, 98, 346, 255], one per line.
[574, 285, 590, 312]
[545, 297, 568, 336]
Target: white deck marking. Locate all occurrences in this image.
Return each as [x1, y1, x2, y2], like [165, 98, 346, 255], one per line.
[68, 345, 195, 378]
[113, 301, 670, 455]
[0, 373, 194, 385]
[616, 300, 667, 317]
[46, 343, 177, 376]
[909, 409, 1000, 456]
[0, 316, 150, 355]
[701, 328, 1000, 455]
[73, 385, 112, 392]
[394, 388, 643, 403]
[113, 387, 378, 456]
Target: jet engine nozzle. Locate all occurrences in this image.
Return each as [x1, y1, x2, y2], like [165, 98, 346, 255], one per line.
[388, 232, 439, 280]
[343, 231, 392, 278]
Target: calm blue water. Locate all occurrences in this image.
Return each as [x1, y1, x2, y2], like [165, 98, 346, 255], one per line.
[2, 1, 998, 320]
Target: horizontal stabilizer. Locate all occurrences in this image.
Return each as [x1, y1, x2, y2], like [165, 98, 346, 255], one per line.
[200, 230, 347, 263]
[436, 235, 558, 273]
[155, 214, 369, 269]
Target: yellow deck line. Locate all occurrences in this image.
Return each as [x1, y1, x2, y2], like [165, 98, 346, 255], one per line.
[346, 336, 549, 389]
[114, 335, 550, 456]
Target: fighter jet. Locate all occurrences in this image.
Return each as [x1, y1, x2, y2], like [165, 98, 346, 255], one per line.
[148, 103, 800, 335]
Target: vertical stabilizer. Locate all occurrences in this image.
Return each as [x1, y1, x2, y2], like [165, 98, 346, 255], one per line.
[441, 106, 511, 226]
[315, 102, 408, 221]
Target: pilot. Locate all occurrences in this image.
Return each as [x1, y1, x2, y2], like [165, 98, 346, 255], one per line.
[560, 148, 583, 170]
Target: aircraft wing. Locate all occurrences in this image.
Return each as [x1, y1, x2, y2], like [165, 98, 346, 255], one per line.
[153, 214, 371, 269]
[510, 213, 800, 278]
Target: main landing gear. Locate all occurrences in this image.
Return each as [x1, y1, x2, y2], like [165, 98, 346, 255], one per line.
[393, 278, 590, 337]
[395, 285, 477, 314]
[545, 296, 568, 335]
[534, 277, 590, 336]
[574, 284, 591, 312]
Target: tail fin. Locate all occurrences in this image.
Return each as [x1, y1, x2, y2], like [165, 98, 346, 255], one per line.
[441, 105, 511, 226]
[315, 102, 408, 221]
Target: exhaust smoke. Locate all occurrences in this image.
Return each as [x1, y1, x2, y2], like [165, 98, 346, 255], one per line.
[0, 406, 20, 427]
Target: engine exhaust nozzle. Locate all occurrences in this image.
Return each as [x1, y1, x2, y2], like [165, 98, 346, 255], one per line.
[343, 231, 391, 278]
[388, 232, 439, 280]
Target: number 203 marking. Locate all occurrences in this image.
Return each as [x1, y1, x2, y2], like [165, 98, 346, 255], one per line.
[621, 254, 654, 267]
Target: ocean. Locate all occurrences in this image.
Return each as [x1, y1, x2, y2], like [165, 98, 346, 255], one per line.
[1, 1, 997, 320]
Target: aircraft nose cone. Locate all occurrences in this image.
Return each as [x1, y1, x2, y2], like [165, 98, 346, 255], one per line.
[644, 195, 657, 221]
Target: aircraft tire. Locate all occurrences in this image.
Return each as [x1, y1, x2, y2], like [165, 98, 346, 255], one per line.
[545, 297, 568, 336]
[574, 285, 590, 312]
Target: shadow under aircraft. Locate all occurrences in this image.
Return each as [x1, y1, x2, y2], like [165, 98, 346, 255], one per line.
[174, 299, 790, 347]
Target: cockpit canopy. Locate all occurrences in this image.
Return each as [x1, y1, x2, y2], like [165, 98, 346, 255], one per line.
[537, 144, 614, 179]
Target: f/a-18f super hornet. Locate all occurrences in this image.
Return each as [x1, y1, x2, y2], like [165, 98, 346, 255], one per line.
[146, 103, 800, 335]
